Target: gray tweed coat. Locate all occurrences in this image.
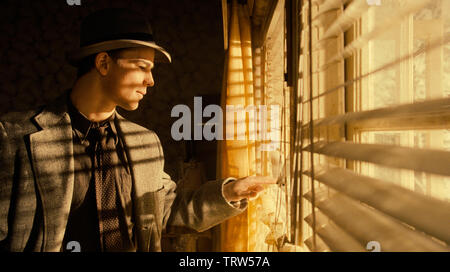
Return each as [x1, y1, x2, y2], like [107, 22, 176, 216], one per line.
[0, 94, 243, 252]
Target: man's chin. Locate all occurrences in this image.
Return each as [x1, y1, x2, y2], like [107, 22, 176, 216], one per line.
[118, 102, 140, 111]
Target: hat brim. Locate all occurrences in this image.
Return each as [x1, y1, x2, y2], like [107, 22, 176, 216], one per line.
[67, 39, 171, 66]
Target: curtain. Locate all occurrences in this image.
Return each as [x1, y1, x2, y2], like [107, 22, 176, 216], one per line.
[218, 0, 254, 252]
[217, 0, 287, 252]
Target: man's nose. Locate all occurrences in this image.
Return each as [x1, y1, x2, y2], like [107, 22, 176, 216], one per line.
[144, 71, 154, 87]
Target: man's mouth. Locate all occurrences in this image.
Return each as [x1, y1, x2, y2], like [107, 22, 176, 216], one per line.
[136, 90, 146, 97]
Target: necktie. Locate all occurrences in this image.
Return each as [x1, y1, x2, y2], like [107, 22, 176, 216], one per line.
[90, 124, 122, 251]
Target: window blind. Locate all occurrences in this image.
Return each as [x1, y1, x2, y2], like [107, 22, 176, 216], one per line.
[294, 0, 450, 252]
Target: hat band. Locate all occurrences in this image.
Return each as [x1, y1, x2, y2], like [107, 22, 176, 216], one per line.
[81, 32, 154, 47]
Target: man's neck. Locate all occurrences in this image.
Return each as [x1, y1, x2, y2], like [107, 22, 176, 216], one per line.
[70, 74, 116, 122]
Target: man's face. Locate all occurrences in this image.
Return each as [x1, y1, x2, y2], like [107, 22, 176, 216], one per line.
[102, 47, 155, 111]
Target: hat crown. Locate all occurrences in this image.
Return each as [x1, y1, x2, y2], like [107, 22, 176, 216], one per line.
[68, 8, 171, 65]
[80, 8, 155, 47]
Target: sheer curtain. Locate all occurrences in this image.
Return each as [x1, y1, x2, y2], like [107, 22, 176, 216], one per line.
[217, 0, 287, 252]
[218, 0, 254, 252]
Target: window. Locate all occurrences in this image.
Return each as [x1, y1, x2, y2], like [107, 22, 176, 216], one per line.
[295, 0, 450, 251]
[356, 0, 450, 202]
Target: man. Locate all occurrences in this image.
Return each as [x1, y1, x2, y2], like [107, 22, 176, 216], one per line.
[0, 8, 275, 252]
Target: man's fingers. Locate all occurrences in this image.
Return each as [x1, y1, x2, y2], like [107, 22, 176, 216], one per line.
[245, 175, 277, 185]
[225, 176, 276, 202]
[239, 191, 259, 200]
[248, 185, 264, 192]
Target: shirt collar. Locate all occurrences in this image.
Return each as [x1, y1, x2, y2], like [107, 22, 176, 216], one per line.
[67, 98, 118, 144]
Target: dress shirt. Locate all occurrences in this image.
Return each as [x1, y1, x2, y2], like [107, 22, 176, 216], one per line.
[62, 100, 135, 252]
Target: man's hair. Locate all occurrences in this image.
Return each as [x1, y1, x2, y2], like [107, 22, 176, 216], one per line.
[76, 48, 126, 79]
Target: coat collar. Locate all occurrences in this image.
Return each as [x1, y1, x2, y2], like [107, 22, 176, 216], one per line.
[34, 93, 70, 130]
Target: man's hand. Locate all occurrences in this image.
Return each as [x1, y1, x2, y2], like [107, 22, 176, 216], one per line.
[222, 176, 277, 202]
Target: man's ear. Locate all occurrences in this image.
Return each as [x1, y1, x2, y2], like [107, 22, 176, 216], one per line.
[95, 52, 110, 76]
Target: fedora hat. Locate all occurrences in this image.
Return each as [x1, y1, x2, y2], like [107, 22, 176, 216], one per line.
[67, 8, 171, 65]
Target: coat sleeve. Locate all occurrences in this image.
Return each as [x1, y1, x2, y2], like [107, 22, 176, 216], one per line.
[0, 121, 13, 243]
[162, 172, 246, 233]
[151, 133, 246, 233]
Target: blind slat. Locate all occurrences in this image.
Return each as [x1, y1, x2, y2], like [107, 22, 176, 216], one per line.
[304, 166, 450, 244]
[303, 141, 450, 177]
[318, 0, 351, 14]
[310, 0, 344, 19]
[305, 212, 366, 252]
[304, 189, 450, 251]
[305, 97, 450, 131]
[322, 0, 434, 66]
[311, 0, 351, 29]
[304, 234, 330, 252]
[310, 34, 450, 101]
[319, 0, 368, 41]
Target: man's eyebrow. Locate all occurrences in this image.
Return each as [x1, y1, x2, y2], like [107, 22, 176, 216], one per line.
[125, 58, 155, 68]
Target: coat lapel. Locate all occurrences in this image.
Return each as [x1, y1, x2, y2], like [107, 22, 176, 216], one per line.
[115, 114, 163, 196]
[115, 114, 163, 251]
[29, 97, 74, 252]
